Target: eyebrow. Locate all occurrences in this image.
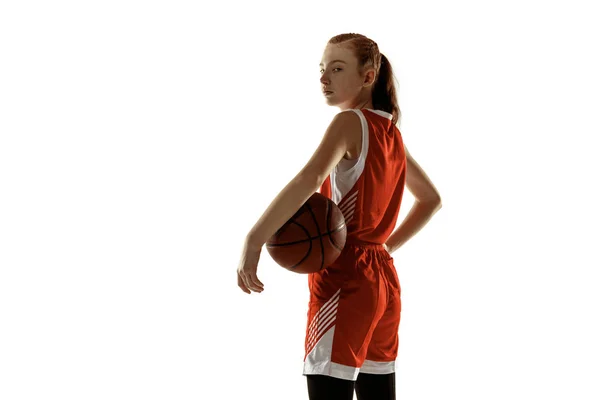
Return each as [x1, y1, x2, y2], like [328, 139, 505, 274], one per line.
[319, 59, 347, 66]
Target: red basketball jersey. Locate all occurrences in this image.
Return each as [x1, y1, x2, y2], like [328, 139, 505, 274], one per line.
[320, 108, 406, 244]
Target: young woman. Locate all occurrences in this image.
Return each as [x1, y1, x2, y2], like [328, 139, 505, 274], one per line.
[237, 33, 442, 400]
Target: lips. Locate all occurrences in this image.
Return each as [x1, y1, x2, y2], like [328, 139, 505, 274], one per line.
[323, 91, 333, 95]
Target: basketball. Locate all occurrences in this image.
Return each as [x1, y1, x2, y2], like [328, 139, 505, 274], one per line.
[266, 192, 347, 274]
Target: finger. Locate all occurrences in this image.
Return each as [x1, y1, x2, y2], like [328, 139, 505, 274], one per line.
[243, 271, 263, 292]
[240, 271, 261, 293]
[237, 273, 251, 294]
[243, 274, 262, 293]
[248, 274, 264, 290]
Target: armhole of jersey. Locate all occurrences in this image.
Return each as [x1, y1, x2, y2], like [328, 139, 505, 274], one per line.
[337, 109, 368, 175]
[330, 109, 369, 204]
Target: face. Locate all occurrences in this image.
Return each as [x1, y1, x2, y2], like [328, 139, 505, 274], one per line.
[319, 43, 376, 111]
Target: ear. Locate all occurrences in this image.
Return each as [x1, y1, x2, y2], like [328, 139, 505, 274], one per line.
[363, 68, 377, 86]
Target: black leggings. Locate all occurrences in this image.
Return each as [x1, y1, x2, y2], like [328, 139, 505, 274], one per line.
[306, 372, 396, 400]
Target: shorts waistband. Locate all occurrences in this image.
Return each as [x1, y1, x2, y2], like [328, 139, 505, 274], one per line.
[345, 238, 384, 249]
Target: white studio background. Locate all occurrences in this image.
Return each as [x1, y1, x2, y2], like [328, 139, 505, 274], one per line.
[1, 0, 599, 399]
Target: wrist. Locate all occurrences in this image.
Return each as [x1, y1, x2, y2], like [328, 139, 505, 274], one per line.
[383, 243, 392, 254]
[245, 233, 264, 252]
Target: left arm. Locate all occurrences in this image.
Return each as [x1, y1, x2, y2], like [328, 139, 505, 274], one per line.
[245, 110, 360, 250]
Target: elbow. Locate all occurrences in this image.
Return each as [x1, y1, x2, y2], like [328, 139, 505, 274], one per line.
[299, 170, 324, 193]
[420, 196, 442, 210]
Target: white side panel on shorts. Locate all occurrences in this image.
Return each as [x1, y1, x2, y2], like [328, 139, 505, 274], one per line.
[360, 359, 396, 374]
[303, 326, 360, 381]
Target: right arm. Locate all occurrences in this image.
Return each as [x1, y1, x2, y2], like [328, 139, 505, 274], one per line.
[384, 145, 442, 254]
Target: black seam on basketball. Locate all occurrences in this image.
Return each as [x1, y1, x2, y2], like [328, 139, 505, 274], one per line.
[329, 230, 344, 251]
[326, 200, 332, 235]
[326, 200, 344, 252]
[288, 220, 312, 270]
[328, 217, 345, 251]
[270, 204, 306, 246]
[304, 200, 325, 271]
[324, 199, 336, 263]
[265, 222, 346, 247]
[291, 204, 307, 220]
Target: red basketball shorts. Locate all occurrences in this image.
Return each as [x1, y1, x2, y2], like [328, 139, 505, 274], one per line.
[302, 242, 401, 381]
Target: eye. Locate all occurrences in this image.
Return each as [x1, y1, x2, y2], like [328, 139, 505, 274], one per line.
[319, 68, 342, 73]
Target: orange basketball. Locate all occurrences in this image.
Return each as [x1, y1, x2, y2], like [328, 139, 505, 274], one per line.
[266, 192, 347, 274]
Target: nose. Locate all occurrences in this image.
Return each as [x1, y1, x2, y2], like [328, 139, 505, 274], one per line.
[320, 74, 329, 85]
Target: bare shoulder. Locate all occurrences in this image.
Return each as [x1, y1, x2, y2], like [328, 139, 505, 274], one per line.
[404, 145, 442, 205]
[332, 109, 361, 130]
[330, 110, 362, 158]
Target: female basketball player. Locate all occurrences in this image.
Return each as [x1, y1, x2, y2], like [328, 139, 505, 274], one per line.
[237, 33, 442, 400]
